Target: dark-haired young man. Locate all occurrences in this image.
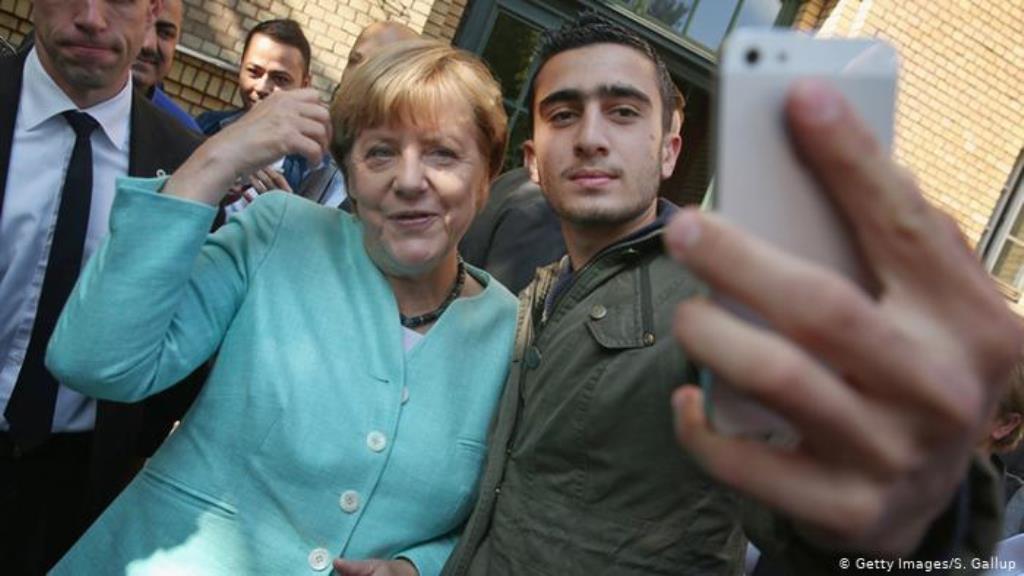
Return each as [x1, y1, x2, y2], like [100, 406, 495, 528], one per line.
[435, 15, 1019, 576]
[196, 19, 312, 193]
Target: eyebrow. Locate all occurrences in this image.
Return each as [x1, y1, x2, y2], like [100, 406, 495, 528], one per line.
[538, 84, 653, 111]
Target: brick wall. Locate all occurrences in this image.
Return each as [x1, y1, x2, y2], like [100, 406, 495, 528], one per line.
[174, 0, 469, 113]
[812, 0, 1024, 252]
[164, 49, 242, 115]
[792, 0, 836, 32]
[0, 1, 468, 116]
[0, 0, 30, 47]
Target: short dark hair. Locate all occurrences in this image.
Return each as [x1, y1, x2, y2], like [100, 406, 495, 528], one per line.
[528, 13, 677, 133]
[242, 19, 312, 75]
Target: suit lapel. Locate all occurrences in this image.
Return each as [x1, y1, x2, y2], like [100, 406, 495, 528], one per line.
[128, 90, 147, 178]
[0, 51, 28, 220]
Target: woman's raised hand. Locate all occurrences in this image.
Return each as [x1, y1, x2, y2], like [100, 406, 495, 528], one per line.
[164, 89, 331, 205]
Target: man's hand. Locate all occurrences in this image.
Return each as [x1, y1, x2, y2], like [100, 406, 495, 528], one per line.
[164, 88, 328, 205]
[665, 80, 1023, 555]
[239, 167, 294, 203]
[247, 166, 293, 196]
[333, 558, 418, 576]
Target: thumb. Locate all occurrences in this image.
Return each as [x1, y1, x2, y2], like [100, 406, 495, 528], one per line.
[332, 558, 379, 576]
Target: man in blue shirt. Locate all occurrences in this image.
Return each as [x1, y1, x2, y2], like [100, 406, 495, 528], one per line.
[130, 0, 201, 133]
[196, 19, 312, 195]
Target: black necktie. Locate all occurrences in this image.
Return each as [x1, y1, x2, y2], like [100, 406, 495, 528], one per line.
[5, 111, 99, 451]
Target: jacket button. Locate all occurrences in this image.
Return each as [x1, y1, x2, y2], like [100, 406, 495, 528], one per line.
[589, 304, 607, 320]
[339, 490, 360, 513]
[643, 332, 655, 346]
[366, 431, 388, 453]
[308, 547, 331, 571]
[526, 346, 542, 369]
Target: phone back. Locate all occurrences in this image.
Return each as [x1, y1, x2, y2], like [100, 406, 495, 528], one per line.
[717, 29, 898, 285]
[708, 30, 899, 440]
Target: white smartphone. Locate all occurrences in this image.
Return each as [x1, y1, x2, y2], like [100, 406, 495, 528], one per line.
[705, 29, 900, 442]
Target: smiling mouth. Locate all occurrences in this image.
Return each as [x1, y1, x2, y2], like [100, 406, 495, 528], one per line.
[135, 55, 161, 66]
[389, 212, 438, 227]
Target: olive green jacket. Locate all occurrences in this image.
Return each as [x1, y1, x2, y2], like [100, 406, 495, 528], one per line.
[442, 217, 1002, 576]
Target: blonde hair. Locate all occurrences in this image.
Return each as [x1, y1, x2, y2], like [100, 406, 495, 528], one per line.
[994, 360, 1024, 453]
[330, 39, 508, 180]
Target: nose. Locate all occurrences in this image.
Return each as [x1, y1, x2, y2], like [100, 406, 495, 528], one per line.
[394, 150, 428, 199]
[573, 106, 610, 159]
[73, 0, 108, 34]
[252, 76, 273, 101]
[140, 24, 158, 56]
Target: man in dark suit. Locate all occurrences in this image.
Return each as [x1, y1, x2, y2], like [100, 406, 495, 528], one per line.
[0, 1, 203, 572]
[459, 167, 565, 294]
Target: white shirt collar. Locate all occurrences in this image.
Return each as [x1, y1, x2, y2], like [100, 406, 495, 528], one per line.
[18, 47, 133, 151]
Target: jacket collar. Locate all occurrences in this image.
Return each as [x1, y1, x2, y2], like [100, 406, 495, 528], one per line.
[543, 199, 679, 315]
[0, 50, 29, 219]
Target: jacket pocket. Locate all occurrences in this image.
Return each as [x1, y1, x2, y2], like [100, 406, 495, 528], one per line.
[584, 303, 648, 351]
[140, 467, 238, 520]
[448, 437, 488, 524]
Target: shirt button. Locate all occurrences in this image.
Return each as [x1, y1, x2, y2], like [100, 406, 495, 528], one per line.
[308, 547, 331, 571]
[366, 431, 387, 453]
[401, 386, 410, 405]
[589, 304, 607, 320]
[339, 490, 360, 513]
[643, 332, 655, 346]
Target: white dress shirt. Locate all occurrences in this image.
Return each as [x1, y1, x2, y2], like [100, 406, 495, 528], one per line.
[0, 48, 132, 433]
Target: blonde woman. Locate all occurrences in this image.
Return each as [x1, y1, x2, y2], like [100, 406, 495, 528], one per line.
[48, 40, 514, 576]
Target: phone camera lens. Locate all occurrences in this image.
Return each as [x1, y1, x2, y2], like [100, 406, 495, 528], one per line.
[745, 48, 760, 66]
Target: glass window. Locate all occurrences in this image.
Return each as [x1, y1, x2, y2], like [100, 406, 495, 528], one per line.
[734, 0, 784, 29]
[613, 0, 784, 52]
[476, 9, 548, 170]
[687, 0, 740, 48]
[642, 0, 696, 34]
[993, 237, 1024, 289]
[482, 12, 543, 103]
[984, 149, 1024, 297]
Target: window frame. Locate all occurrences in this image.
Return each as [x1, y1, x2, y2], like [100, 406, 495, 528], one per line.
[981, 148, 1024, 300]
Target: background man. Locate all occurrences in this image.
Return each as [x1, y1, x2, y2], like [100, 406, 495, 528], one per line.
[438, 15, 1021, 576]
[130, 0, 200, 132]
[196, 18, 311, 193]
[0, 0, 203, 572]
[297, 20, 418, 207]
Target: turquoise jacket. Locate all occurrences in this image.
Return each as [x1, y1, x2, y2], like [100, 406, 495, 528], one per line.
[46, 178, 518, 575]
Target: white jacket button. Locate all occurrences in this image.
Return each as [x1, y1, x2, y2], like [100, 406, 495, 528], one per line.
[308, 548, 331, 571]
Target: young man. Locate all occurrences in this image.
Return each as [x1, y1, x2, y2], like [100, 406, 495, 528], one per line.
[130, 0, 200, 132]
[196, 18, 312, 193]
[0, 0, 203, 572]
[434, 16, 1020, 576]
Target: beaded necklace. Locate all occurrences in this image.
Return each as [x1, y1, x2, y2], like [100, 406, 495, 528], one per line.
[399, 257, 466, 329]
